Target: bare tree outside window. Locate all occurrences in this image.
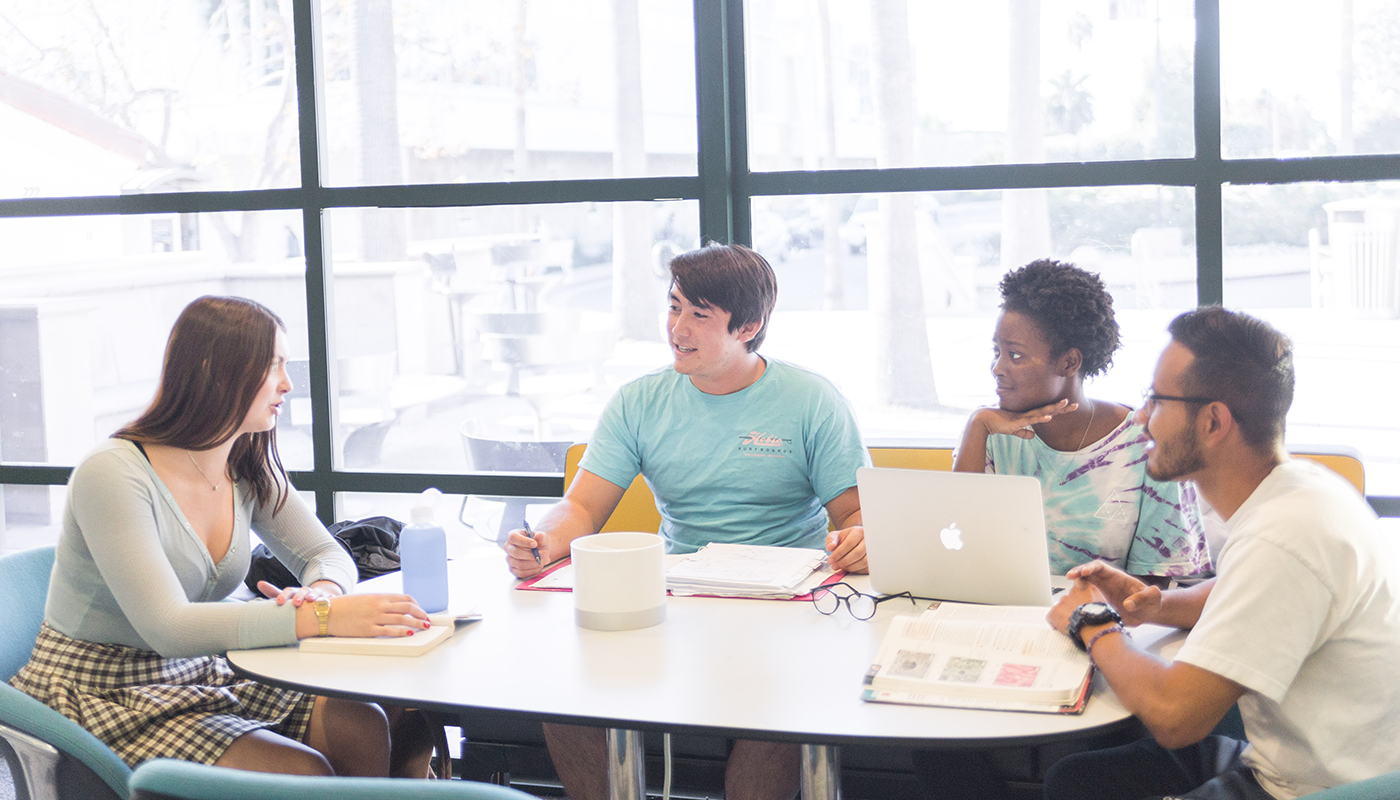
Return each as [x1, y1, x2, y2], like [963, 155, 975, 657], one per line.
[1001, 0, 1052, 271]
[353, 0, 408, 262]
[816, 0, 845, 311]
[612, 0, 661, 341]
[867, 0, 938, 408]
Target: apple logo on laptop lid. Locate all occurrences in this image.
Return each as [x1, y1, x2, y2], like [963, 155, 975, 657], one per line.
[939, 522, 964, 551]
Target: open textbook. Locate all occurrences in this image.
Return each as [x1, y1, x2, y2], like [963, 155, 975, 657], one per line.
[298, 609, 482, 657]
[862, 602, 1092, 714]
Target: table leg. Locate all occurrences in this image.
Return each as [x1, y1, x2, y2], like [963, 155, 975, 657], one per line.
[800, 743, 841, 800]
[605, 727, 645, 800]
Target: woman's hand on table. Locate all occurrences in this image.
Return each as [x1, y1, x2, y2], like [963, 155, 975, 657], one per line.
[330, 593, 432, 637]
[296, 593, 432, 639]
[258, 579, 344, 607]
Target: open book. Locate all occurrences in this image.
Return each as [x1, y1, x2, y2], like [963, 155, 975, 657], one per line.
[862, 603, 1092, 714]
[298, 609, 482, 657]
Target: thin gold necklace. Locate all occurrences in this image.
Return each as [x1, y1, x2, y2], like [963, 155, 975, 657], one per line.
[1056, 400, 1097, 487]
[186, 450, 222, 492]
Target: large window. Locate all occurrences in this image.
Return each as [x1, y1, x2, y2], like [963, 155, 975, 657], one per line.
[750, 186, 1197, 441]
[1220, 1, 1400, 160]
[320, 199, 697, 473]
[746, 0, 1197, 171]
[3, 0, 1398, 549]
[318, 0, 698, 187]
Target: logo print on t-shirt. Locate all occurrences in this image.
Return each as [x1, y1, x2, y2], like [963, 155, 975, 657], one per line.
[1093, 489, 1141, 523]
[737, 431, 793, 458]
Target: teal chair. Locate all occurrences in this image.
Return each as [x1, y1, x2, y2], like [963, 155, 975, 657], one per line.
[1302, 771, 1400, 799]
[128, 759, 541, 800]
[0, 546, 131, 800]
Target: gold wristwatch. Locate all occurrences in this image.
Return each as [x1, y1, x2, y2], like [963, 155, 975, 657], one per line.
[314, 597, 331, 637]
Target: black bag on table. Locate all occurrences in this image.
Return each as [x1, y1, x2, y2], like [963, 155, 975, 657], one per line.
[244, 515, 404, 593]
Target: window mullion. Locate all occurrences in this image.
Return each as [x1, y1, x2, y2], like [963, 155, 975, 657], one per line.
[726, 0, 751, 247]
[1194, 0, 1224, 306]
[695, 0, 734, 244]
[292, 0, 341, 525]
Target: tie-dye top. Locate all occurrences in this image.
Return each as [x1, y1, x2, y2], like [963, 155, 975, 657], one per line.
[984, 412, 1212, 578]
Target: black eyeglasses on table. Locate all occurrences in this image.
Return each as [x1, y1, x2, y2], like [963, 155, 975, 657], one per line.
[809, 582, 928, 621]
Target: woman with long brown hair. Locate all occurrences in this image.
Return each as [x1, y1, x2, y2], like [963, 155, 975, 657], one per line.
[10, 296, 434, 777]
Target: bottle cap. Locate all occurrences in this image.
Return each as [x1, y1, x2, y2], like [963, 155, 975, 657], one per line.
[411, 487, 443, 525]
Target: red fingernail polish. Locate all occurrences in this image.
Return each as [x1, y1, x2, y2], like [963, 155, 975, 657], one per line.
[408, 630, 415, 636]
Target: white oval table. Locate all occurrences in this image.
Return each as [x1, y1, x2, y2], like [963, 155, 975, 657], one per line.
[229, 546, 1175, 799]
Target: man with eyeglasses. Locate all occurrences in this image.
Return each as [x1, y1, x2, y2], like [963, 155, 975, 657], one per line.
[1044, 307, 1400, 800]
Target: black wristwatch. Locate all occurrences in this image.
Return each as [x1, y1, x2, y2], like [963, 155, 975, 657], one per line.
[1067, 602, 1122, 651]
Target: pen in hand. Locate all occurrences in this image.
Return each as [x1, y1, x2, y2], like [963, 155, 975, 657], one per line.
[522, 520, 542, 565]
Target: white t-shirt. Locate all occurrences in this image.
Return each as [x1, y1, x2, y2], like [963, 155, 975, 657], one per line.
[1174, 460, 1400, 799]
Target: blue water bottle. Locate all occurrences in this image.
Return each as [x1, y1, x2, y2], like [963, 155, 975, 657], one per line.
[400, 488, 449, 613]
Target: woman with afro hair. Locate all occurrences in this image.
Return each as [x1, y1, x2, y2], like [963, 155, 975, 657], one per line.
[953, 259, 1210, 587]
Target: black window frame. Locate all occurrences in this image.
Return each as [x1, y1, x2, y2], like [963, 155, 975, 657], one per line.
[1, 0, 1397, 520]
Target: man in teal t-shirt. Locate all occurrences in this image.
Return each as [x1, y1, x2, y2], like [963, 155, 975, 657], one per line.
[578, 356, 868, 555]
[502, 242, 870, 800]
[502, 242, 870, 574]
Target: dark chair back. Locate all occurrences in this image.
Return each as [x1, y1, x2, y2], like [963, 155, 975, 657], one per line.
[462, 434, 570, 474]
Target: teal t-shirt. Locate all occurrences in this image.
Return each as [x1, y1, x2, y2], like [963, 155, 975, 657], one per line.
[985, 412, 1212, 578]
[579, 358, 870, 554]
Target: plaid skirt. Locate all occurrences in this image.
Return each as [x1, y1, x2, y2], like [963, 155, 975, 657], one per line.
[9, 623, 316, 767]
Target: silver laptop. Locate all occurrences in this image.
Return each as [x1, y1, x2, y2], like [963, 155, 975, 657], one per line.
[857, 467, 1054, 606]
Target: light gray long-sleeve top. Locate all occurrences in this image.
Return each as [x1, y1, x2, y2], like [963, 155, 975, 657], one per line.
[44, 438, 358, 658]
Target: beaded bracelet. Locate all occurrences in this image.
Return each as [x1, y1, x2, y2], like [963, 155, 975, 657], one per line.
[1086, 624, 1128, 667]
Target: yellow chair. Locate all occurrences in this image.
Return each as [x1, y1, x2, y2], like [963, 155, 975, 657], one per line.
[1291, 447, 1365, 495]
[564, 444, 663, 533]
[563, 443, 956, 532]
[868, 445, 955, 471]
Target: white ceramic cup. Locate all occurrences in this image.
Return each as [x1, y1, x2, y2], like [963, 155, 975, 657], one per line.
[571, 532, 667, 631]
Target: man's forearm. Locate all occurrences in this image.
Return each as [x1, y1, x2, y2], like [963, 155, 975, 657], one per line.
[1151, 578, 1215, 630]
[534, 498, 604, 560]
[1079, 622, 1242, 749]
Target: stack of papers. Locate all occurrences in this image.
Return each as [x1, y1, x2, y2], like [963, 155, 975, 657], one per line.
[666, 543, 830, 599]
